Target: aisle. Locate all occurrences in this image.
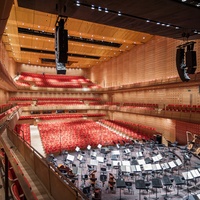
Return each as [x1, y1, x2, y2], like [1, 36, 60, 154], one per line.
[30, 125, 46, 157]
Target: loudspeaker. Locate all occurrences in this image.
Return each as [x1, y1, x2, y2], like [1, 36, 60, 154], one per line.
[56, 60, 66, 75]
[176, 48, 190, 82]
[186, 51, 197, 74]
[55, 27, 68, 63]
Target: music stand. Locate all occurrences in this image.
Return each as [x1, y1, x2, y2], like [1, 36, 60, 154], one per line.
[152, 178, 162, 200]
[116, 178, 126, 200]
[135, 179, 146, 200]
[83, 186, 91, 198]
[162, 175, 172, 198]
[173, 175, 185, 196]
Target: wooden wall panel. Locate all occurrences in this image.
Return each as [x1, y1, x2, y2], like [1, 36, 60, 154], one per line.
[176, 121, 200, 145]
[0, 89, 9, 104]
[113, 85, 200, 107]
[112, 111, 176, 142]
[90, 36, 200, 87]
[0, 40, 17, 78]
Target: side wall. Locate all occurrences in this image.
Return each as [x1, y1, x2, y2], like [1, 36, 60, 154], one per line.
[90, 35, 200, 144]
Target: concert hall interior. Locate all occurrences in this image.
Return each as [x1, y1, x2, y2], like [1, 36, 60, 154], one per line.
[1, 0, 200, 200]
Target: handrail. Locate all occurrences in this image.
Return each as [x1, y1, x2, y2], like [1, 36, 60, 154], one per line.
[6, 125, 89, 200]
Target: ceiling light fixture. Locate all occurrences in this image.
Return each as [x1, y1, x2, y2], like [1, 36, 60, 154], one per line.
[105, 8, 108, 13]
[91, 5, 95, 9]
[118, 11, 122, 16]
[98, 6, 102, 11]
[76, 1, 80, 6]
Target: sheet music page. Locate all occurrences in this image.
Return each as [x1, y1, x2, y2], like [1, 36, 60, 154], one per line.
[175, 159, 182, 166]
[136, 165, 141, 171]
[155, 163, 162, 170]
[143, 164, 152, 171]
[138, 159, 145, 165]
[168, 161, 176, 168]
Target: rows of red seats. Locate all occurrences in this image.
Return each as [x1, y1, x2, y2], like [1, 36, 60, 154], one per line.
[100, 119, 156, 139]
[16, 72, 100, 88]
[14, 124, 31, 144]
[0, 103, 13, 113]
[164, 104, 200, 112]
[99, 119, 150, 140]
[19, 113, 105, 120]
[38, 119, 130, 154]
[122, 103, 158, 109]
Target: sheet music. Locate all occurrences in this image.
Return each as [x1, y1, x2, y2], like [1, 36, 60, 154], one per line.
[136, 152, 143, 157]
[152, 155, 159, 162]
[87, 145, 91, 150]
[90, 159, 98, 166]
[175, 159, 182, 166]
[161, 163, 170, 170]
[77, 154, 83, 161]
[97, 156, 104, 163]
[97, 144, 102, 149]
[137, 159, 146, 165]
[135, 165, 142, 172]
[112, 160, 121, 167]
[157, 154, 163, 161]
[168, 161, 176, 168]
[121, 165, 131, 173]
[111, 150, 120, 156]
[67, 154, 75, 162]
[152, 163, 162, 171]
[122, 160, 130, 166]
[182, 171, 193, 180]
[75, 146, 80, 152]
[190, 169, 200, 178]
[143, 164, 152, 171]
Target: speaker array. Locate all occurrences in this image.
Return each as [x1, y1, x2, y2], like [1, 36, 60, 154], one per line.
[176, 43, 197, 82]
[55, 18, 68, 75]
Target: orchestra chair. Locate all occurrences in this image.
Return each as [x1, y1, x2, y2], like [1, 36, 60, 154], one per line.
[124, 181, 133, 195]
[92, 188, 101, 200]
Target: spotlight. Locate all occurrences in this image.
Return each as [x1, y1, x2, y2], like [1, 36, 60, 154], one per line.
[91, 5, 95, 9]
[118, 11, 122, 16]
[146, 19, 150, 22]
[105, 8, 108, 13]
[98, 6, 102, 11]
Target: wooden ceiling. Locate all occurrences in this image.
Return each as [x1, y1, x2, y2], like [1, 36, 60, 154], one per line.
[2, 3, 153, 69]
[2, 0, 200, 69]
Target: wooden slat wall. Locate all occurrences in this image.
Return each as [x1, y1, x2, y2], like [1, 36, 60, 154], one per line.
[90, 36, 200, 87]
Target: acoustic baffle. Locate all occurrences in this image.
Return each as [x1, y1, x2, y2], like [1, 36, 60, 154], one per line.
[176, 48, 190, 82]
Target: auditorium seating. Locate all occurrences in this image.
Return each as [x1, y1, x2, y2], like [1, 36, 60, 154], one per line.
[99, 119, 155, 140]
[164, 104, 200, 113]
[37, 119, 129, 154]
[14, 124, 31, 144]
[15, 72, 101, 89]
